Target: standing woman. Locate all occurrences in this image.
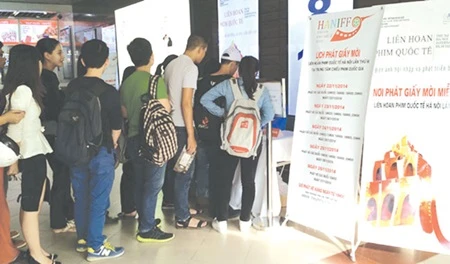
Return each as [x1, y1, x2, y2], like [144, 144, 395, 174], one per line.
[36, 37, 76, 234]
[2, 45, 60, 264]
[201, 56, 275, 233]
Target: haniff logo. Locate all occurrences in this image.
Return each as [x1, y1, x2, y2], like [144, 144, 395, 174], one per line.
[327, 15, 371, 42]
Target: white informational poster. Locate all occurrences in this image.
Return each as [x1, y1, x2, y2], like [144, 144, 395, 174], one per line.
[115, 0, 191, 82]
[218, 0, 258, 59]
[288, 0, 353, 115]
[360, 1, 450, 254]
[0, 19, 19, 45]
[287, 7, 383, 241]
[101, 25, 119, 89]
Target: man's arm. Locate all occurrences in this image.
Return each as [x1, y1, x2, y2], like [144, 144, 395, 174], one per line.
[181, 88, 196, 154]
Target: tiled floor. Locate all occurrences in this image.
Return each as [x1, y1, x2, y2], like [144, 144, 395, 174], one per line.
[5, 166, 450, 263]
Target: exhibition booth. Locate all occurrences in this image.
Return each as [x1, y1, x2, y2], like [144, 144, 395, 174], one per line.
[116, 3, 450, 261]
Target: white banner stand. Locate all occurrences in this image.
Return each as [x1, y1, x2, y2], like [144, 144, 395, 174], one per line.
[285, 6, 384, 262]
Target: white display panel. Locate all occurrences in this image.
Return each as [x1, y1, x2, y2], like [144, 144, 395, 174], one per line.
[115, 0, 191, 82]
[288, 0, 353, 115]
[218, 0, 259, 59]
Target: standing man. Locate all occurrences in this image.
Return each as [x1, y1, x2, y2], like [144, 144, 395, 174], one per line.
[164, 35, 208, 229]
[68, 40, 124, 261]
[194, 43, 242, 216]
[121, 38, 174, 242]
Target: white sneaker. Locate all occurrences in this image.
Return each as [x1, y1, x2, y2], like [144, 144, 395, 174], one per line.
[239, 220, 252, 233]
[212, 219, 227, 234]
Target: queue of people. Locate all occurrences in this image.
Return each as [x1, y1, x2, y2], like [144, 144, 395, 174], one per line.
[0, 34, 274, 264]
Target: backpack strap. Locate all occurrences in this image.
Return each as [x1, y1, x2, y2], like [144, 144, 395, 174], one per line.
[253, 84, 264, 102]
[230, 78, 244, 100]
[148, 75, 160, 100]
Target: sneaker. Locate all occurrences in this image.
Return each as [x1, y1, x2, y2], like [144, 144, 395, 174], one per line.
[76, 239, 88, 253]
[86, 242, 124, 262]
[212, 219, 227, 234]
[239, 220, 252, 233]
[137, 226, 174, 243]
[77, 235, 108, 253]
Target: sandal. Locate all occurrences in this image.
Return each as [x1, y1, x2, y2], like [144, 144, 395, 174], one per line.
[53, 225, 76, 233]
[189, 208, 203, 215]
[176, 217, 208, 229]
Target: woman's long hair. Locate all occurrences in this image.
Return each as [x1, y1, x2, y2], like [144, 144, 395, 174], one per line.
[1, 44, 44, 109]
[238, 56, 259, 100]
[155, 54, 178, 76]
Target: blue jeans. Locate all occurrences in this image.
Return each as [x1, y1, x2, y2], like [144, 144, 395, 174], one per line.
[71, 147, 115, 250]
[166, 127, 196, 222]
[127, 136, 166, 233]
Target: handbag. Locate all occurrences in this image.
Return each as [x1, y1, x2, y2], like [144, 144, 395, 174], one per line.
[0, 133, 20, 167]
[0, 94, 21, 167]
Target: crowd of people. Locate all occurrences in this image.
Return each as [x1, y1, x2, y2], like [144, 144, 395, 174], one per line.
[0, 34, 274, 264]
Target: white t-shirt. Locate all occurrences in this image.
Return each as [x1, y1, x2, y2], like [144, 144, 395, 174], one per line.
[164, 54, 198, 127]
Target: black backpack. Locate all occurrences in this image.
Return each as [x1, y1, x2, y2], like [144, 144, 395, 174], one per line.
[54, 84, 106, 166]
[139, 75, 177, 166]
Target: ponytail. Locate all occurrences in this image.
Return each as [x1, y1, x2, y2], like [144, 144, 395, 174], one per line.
[238, 56, 259, 100]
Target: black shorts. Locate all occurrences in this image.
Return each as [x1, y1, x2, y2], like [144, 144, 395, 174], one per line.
[21, 154, 47, 212]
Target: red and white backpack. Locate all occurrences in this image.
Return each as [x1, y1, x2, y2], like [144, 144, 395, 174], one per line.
[221, 78, 263, 158]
